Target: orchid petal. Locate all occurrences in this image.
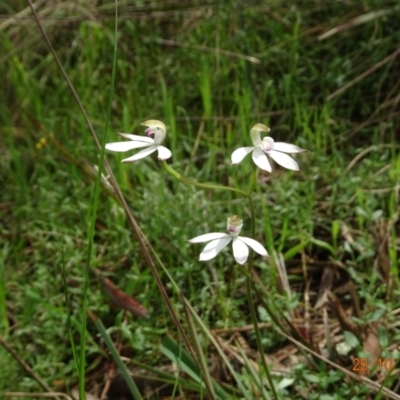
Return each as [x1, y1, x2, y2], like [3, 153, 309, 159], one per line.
[252, 148, 272, 172]
[188, 232, 231, 243]
[231, 147, 255, 165]
[262, 137, 275, 152]
[118, 133, 154, 143]
[232, 238, 249, 265]
[199, 237, 232, 261]
[141, 120, 166, 130]
[156, 146, 172, 160]
[268, 150, 299, 171]
[105, 141, 151, 152]
[273, 142, 305, 153]
[121, 146, 157, 163]
[238, 237, 269, 257]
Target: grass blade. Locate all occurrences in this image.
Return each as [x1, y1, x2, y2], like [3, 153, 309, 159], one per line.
[89, 311, 143, 400]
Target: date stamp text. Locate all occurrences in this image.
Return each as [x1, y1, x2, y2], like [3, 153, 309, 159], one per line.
[352, 358, 395, 372]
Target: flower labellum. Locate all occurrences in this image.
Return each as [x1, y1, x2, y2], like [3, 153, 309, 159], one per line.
[105, 120, 172, 162]
[231, 123, 306, 172]
[188, 215, 268, 265]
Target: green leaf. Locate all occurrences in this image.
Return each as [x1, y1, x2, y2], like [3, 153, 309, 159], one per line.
[304, 373, 320, 383]
[331, 220, 340, 241]
[367, 307, 386, 322]
[92, 312, 143, 400]
[283, 240, 309, 261]
[160, 336, 202, 383]
[344, 331, 360, 348]
[160, 336, 232, 400]
[310, 237, 335, 255]
[378, 326, 389, 349]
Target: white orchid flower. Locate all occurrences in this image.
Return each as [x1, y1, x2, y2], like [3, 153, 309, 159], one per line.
[188, 215, 268, 265]
[105, 120, 172, 162]
[231, 123, 305, 172]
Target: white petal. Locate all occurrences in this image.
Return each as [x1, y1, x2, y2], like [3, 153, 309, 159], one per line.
[238, 237, 269, 257]
[156, 145, 172, 160]
[188, 232, 231, 243]
[232, 238, 249, 265]
[273, 142, 305, 153]
[118, 133, 154, 143]
[105, 141, 151, 152]
[252, 148, 272, 172]
[231, 147, 254, 164]
[199, 237, 232, 261]
[268, 150, 299, 171]
[121, 146, 157, 163]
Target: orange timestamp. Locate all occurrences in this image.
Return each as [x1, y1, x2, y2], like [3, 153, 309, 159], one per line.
[352, 358, 395, 372]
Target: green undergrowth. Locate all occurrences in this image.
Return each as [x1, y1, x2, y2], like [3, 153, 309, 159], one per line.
[1, 0, 399, 399]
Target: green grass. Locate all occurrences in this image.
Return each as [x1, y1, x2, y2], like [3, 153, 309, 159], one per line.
[1, 0, 400, 399]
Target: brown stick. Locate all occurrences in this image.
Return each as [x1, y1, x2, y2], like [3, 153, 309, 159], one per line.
[0, 335, 62, 400]
[26, 0, 192, 356]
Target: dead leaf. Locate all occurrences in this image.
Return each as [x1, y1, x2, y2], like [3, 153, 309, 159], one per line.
[327, 291, 359, 337]
[101, 276, 148, 318]
[315, 266, 335, 309]
[359, 324, 381, 377]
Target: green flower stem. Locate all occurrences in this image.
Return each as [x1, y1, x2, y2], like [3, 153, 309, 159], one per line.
[247, 164, 259, 195]
[245, 175, 278, 399]
[248, 195, 256, 238]
[160, 161, 248, 197]
[162, 160, 277, 397]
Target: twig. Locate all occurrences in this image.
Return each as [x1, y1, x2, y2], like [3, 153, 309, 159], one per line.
[212, 323, 272, 334]
[318, 9, 394, 41]
[326, 47, 400, 101]
[280, 331, 400, 400]
[0, 335, 61, 400]
[145, 37, 261, 64]
[4, 393, 72, 400]
[27, 0, 192, 354]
